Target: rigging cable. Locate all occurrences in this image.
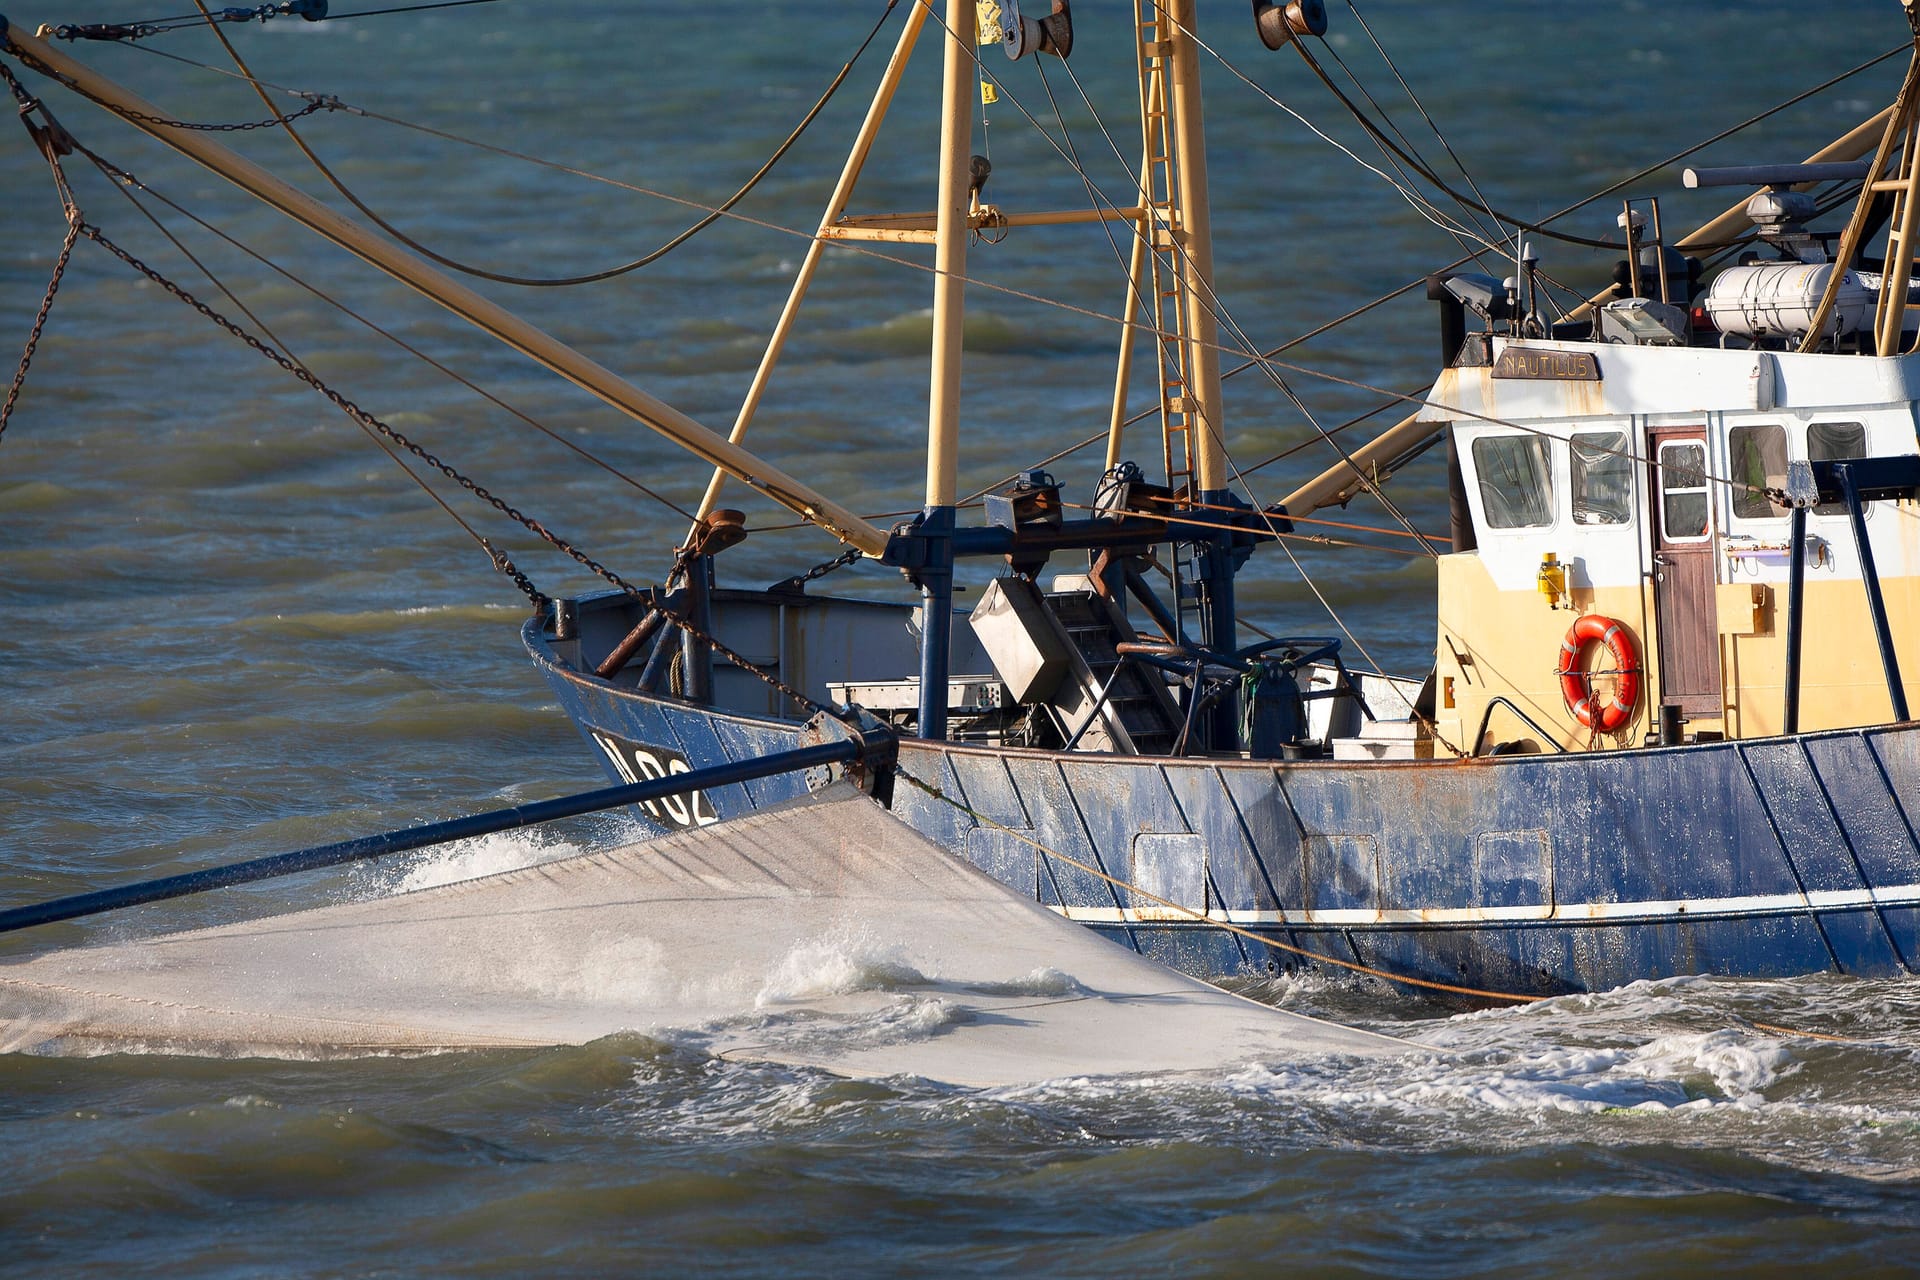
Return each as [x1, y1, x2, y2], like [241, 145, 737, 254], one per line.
[1036, 31, 1438, 556]
[1314, 6, 1503, 263]
[1187, 10, 1907, 252]
[167, 0, 901, 287]
[1159, 7, 1512, 251]
[114, 174, 509, 555]
[876, 7, 1885, 496]
[52, 0, 508, 42]
[1290, 3, 1504, 257]
[939, 16, 1438, 556]
[873, 6, 1455, 695]
[10, 23, 1861, 507]
[1340, 0, 1505, 249]
[90, 20, 1894, 347]
[5, 109, 861, 720]
[1013, 18, 1459, 717]
[78, 142, 699, 522]
[319, 0, 505, 20]
[3, 99, 538, 592]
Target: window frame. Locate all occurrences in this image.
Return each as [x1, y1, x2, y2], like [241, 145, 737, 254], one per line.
[1568, 429, 1634, 528]
[1655, 438, 1713, 544]
[1808, 420, 1871, 519]
[1468, 431, 1557, 533]
[1725, 422, 1790, 523]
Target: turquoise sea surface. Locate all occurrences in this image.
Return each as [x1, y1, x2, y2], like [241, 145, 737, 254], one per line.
[3, 2, 1918, 1273]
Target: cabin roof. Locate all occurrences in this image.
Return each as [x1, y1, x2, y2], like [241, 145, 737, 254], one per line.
[1418, 338, 1920, 428]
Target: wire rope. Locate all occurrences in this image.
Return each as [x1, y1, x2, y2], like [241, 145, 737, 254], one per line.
[1341, 0, 1505, 248]
[156, 0, 901, 287]
[20, 14, 1883, 510]
[77, 141, 700, 523]
[1186, 8, 1906, 252]
[85, 162, 535, 567]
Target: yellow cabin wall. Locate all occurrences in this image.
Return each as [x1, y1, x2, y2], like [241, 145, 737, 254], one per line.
[1431, 545, 1920, 753]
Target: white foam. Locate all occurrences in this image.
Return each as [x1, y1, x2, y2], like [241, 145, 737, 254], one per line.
[373, 830, 589, 895]
[756, 937, 928, 1007]
[968, 967, 1087, 998]
[1212, 1024, 1793, 1118]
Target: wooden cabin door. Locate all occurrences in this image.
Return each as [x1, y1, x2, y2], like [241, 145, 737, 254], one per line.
[1648, 428, 1722, 717]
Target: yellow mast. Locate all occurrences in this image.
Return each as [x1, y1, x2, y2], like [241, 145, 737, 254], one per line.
[1164, 0, 1227, 498]
[693, 2, 934, 526]
[925, 0, 977, 511]
[1799, 22, 1920, 355]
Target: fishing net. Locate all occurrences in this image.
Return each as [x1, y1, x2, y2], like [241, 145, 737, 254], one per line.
[0, 786, 1400, 1086]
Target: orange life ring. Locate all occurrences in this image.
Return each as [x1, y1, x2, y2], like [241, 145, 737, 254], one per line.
[1556, 614, 1641, 733]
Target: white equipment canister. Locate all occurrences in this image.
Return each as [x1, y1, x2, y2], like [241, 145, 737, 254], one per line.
[1702, 262, 1871, 341]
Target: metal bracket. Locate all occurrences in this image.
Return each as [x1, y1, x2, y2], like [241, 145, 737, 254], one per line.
[803, 706, 899, 807]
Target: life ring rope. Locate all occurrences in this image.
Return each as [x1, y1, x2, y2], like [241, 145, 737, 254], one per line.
[1555, 614, 1642, 734]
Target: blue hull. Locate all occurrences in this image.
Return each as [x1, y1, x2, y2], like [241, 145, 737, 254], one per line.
[527, 618, 1920, 998]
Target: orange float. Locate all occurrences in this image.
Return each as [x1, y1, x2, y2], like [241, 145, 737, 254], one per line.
[1556, 615, 1641, 733]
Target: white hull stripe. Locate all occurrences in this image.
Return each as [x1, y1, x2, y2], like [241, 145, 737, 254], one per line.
[1052, 882, 1920, 929]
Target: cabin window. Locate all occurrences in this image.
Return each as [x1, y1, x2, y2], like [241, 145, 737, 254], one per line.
[1570, 431, 1631, 525]
[1471, 434, 1553, 529]
[1657, 440, 1710, 539]
[1728, 424, 1789, 519]
[1809, 421, 1867, 515]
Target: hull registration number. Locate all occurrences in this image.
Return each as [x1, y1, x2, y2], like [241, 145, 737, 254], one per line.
[591, 732, 720, 830]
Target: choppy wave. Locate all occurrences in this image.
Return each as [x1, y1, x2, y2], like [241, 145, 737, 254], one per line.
[3, 1, 1914, 1272]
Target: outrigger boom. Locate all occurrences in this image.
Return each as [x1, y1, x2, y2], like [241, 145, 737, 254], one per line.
[0, 15, 891, 555]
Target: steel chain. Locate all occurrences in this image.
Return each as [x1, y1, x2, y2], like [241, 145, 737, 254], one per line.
[78, 219, 842, 719]
[771, 546, 862, 593]
[104, 92, 345, 133]
[0, 213, 80, 444]
[1, 61, 83, 443]
[0, 67, 844, 728]
[77, 221, 659, 586]
[480, 539, 548, 613]
[11, 46, 352, 133]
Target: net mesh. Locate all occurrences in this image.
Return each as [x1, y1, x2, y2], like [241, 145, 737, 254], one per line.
[0, 787, 1400, 1085]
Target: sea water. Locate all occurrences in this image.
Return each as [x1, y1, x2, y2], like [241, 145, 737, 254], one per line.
[1, 1, 1916, 1273]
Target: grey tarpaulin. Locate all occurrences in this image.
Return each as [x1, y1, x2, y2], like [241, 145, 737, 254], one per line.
[0, 786, 1404, 1086]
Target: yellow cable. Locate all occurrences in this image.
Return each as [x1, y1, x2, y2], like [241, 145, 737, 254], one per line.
[894, 764, 1538, 1004]
[893, 767, 1877, 1043]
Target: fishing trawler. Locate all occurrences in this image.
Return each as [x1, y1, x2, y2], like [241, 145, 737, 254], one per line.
[5, 2, 1920, 1001]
